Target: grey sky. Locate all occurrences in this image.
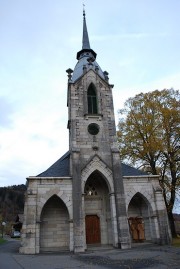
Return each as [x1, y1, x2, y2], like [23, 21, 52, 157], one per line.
[0, 0, 179, 211]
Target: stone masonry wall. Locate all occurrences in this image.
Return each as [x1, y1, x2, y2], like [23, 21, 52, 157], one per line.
[20, 177, 73, 254]
[123, 176, 171, 244]
[69, 70, 118, 171]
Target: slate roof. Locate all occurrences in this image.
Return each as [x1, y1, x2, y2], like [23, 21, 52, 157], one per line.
[121, 163, 148, 176]
[71, 57, 105, 83]
[37, 151, 148, 177]
[37, 151, 70, 177]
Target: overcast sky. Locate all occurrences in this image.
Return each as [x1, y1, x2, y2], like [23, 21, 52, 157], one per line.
[0, 0, 180, 193]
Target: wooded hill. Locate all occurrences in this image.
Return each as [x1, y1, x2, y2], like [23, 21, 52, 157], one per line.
[0, 184, 26, 222]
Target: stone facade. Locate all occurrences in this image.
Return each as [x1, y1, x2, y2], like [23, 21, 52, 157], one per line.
[124, 175, 171, 244]
[20, 12, 171, 254]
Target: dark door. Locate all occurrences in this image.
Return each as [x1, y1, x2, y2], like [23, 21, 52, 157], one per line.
[85, 215, 101, 244]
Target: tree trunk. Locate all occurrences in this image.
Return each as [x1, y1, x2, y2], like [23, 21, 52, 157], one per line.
[168, 210, 177, 238]
[168, 159, 177, 237]
[149, 158, 157, 175]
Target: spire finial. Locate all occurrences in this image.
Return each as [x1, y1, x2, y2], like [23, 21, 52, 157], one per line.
[83, 3, 85, 17]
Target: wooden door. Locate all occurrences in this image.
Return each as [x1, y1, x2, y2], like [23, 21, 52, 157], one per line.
[85, 215, 101, 244]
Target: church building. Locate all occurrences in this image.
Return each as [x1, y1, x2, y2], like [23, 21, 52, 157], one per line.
[20, 11, 171, 254]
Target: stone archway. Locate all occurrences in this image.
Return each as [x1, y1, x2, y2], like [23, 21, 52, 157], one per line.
[128, 193, 153, 242]
[40, 195, 69, 252]
[84, 170, 112, 246]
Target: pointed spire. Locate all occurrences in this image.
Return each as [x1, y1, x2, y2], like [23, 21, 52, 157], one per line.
[82, 8, 90, 49]
[76, 8, 97, 60]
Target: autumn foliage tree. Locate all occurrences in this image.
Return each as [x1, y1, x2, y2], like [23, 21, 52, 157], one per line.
[117, 88, 180, 237]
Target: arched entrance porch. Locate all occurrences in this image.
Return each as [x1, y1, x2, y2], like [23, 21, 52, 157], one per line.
[128, 192, 157, 243]
[84, 171, 113, 246]
[40, 195, 70, 252]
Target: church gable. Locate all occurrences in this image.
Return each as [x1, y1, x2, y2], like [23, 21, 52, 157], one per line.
[70, 69, 110, 118]
[73, 67, 108, 85]
[81, 155, 114, 192]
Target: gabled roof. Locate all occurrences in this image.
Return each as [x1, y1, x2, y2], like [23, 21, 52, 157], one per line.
[37, 151, 148, 178]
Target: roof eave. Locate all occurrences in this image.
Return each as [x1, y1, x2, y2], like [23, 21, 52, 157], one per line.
[76, 48, 97, 60]
[27, 176, 72, 180]
[123, 175, 160, 179]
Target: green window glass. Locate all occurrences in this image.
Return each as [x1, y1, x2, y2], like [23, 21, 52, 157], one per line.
[87, 84, 98, 114]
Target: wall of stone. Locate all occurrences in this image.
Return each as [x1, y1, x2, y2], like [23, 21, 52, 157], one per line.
[20, 177, 73, 254]
[123, 175, 171, 244]
[69, 70, 118, 172]
[40, 195, 69, 252]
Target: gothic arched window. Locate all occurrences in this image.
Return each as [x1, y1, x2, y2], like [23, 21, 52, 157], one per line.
[87, 84, 98, 114]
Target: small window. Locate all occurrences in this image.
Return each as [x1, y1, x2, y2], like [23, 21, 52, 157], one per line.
[87, 84, 98, 114]
[88, 123, 99, 135]
[85, 184, 98, 196]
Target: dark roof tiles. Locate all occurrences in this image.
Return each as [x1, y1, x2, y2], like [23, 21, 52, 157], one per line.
[37, 151, 70, 177]
[121, 163, 148, 176]
[37, 151, 148, 178]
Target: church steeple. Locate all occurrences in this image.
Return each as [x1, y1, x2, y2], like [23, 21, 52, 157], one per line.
[82, 9, 90, 49]
[76, 10, 96, 60]
[72, 9, 106, 82]
[68, 10, 108, 83]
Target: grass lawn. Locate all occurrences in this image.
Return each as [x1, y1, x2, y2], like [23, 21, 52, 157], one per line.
[0, 237, 7, 244]
[172, 237, 180, 247]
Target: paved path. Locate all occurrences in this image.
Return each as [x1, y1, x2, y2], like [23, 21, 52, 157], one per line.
[0, 238, 180, 269]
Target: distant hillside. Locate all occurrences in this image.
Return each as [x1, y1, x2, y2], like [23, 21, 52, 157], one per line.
[0, 184, 26, 222]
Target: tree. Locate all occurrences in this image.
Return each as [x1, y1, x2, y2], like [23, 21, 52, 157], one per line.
[117, 88, 180, 237]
